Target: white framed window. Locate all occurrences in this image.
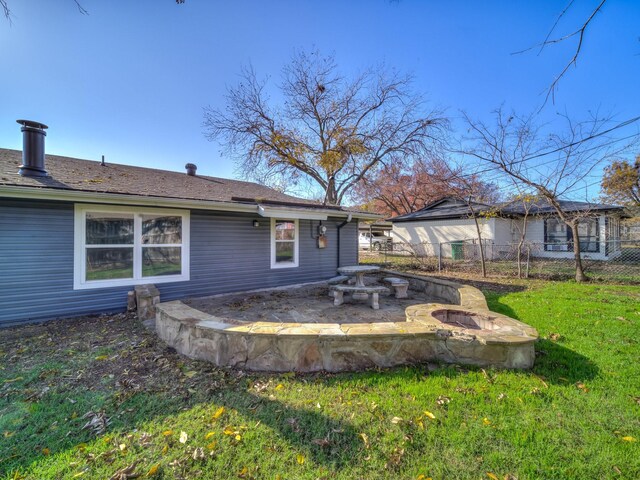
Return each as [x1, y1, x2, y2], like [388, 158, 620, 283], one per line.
[270, 218, 299, 269]
[74, 204, 190, 289]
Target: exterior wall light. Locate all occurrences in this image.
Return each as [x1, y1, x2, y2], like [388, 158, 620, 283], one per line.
[253, 220, 260, 228]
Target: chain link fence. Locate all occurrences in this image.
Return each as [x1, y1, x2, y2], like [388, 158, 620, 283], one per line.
[360, 240, 640, 283]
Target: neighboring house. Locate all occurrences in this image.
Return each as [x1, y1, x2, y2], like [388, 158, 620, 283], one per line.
[0, 121, 377, 327]
[389, 197, 625, 260]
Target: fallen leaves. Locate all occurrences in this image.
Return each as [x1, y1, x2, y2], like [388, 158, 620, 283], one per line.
[109, 461, 140, 480]
[212, 406, 225, 420]
[3, 376, 24, 383]
[576, 383, 589, 393]
[359, 432, 370, 449]
[296, 453, 305, 465]
[179, 431, 188, 444]
[423, 410, 436, 420]
[621, 436, 636, 442]
[385, 446, 405, 469]
[145, 463, 160, 477]
[81, 411, 110, 436]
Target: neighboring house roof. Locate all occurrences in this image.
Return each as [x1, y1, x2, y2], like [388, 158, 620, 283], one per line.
[0, 148, 377, 219]
[389, 196, 625, 223]
[389, 197, 494, 222]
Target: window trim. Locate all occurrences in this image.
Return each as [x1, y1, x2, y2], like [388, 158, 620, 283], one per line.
[74, 204, 190, 290]
[544, 216, 600, 253]
[270, 218, 299, 269]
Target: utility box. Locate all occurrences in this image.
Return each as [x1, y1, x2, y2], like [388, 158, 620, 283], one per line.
[451, 241, 464, 260]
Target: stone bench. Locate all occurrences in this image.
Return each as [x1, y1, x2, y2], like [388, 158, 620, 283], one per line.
[327, 275, 350, 298]
[327, 275, 350, 285]
[383, 277, 409, 299]
[330, 285, 389, 310]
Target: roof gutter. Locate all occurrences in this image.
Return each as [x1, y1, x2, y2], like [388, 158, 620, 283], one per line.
[0, 185, 381, 220]
[336, 213, 353, 269]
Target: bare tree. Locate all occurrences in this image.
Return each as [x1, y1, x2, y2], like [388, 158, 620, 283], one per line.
[514, 0, 608, 105]
[2, 0, 188, 22]
[462, 108, 638, 282]
[203, 50, 446, 205]
[464, 196, 489, 278]
[502, 192, 539, 278]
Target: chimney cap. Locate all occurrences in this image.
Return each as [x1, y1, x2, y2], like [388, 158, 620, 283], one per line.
[185, 163, 197, 176]
[16, 119, 48, 130]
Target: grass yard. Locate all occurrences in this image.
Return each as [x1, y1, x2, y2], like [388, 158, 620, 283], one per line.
[1, 281, 639, 479]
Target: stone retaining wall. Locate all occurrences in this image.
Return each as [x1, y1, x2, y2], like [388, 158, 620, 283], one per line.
[155, 275, 537, 372]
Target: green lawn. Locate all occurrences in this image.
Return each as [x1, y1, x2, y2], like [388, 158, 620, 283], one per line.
[1, 281, 639, 479]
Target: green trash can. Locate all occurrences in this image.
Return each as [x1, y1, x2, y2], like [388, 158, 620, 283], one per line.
[451, 241, 464, 260]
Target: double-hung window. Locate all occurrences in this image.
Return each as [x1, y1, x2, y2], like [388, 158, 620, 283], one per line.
[271, 218, 299, 268]
[74, 205, 190, 289]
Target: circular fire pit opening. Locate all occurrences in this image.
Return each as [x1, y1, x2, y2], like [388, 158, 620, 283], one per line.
[431, 309, 498, 331]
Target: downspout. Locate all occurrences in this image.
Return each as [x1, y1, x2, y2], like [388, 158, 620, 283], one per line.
[336, 214, 353, 268]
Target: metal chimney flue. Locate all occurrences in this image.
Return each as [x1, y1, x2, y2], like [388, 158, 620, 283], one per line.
[185, 163, 197, 176]
[17, 119, 49, 177]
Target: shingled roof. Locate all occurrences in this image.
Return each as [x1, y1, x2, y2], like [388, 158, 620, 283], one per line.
[389, 196, 625, 222]
[0, 148, 371, 216]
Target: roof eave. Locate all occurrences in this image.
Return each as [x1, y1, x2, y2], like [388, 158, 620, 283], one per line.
[0, 185, 381, 220]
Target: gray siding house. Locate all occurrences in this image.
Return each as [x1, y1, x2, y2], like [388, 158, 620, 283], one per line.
[0, 122, 376, 327]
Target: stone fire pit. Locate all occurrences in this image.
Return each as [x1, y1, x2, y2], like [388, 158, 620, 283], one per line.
[155, 272, 538, 372]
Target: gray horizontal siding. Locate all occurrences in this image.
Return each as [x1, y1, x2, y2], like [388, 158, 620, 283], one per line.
[0, 199, 358, 326]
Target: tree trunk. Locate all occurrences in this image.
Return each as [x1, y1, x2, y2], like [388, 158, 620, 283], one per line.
[325, 177, 338, 205]
[517, 215, 529, 279]
[472, 216, 487, 278]
[569, 221, 588, 282]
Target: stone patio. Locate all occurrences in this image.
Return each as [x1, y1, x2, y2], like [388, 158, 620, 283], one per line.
[155, 271, 538, 372]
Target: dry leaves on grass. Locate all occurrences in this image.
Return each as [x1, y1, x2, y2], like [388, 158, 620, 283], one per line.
[81, 411, 110, 436]
[576, 383, 589, 393]
[108, 461, 140, 480]
[423, 410, 436, 420]
[384, 447, 405, 469]
[212, 406, 225, 420]
[145, 463, 160, 477]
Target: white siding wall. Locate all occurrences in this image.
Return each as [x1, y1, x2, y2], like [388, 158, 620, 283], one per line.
[493, 218, 513, 245]
[392, 214, 618, 261]
[391, 218, 495, 245]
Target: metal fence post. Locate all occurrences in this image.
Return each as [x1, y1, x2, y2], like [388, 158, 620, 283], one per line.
[525, 246, 530, 279]
[438, 242, 442, 272]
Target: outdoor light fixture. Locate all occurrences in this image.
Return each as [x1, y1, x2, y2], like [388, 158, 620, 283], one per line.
[253, 220, 260, 228]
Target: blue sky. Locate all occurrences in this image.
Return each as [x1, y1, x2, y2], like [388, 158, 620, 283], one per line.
[1, 0, 638, 198]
